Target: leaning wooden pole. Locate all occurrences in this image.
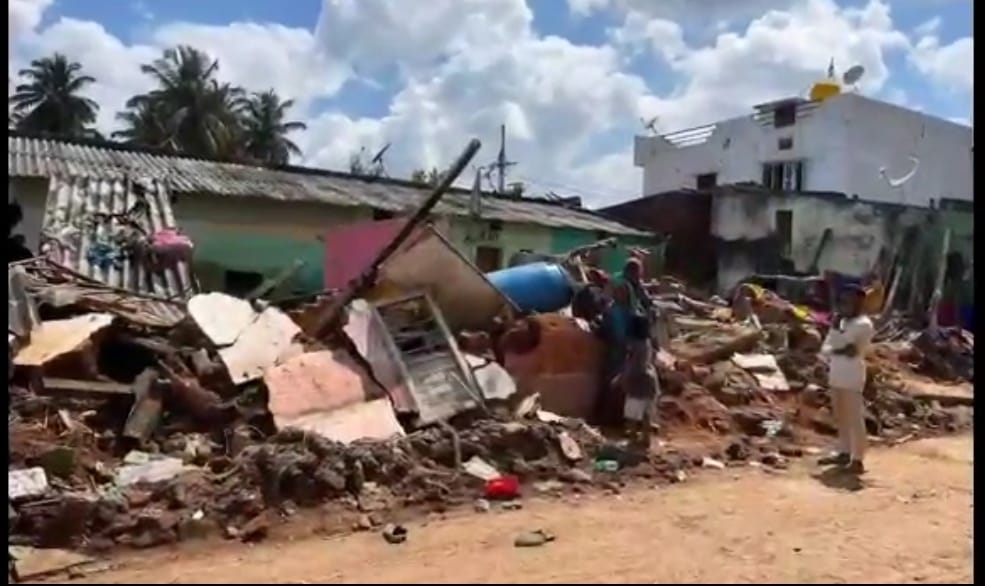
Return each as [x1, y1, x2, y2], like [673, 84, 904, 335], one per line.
[312, 138, 483, 338]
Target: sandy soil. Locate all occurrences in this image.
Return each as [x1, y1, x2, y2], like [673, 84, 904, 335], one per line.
[61, 435, 973, 584]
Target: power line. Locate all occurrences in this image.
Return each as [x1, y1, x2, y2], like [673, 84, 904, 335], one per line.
[514, 173, 637, 204]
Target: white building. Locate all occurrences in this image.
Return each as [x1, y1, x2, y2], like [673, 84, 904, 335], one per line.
[633, 92, 972, 207]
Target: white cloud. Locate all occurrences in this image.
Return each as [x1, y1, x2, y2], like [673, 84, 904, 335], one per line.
[614, 0, 910, 130]
[909, 34, 973, 95]
[5, 0, 972, 207]
[9, 0, 53, 43]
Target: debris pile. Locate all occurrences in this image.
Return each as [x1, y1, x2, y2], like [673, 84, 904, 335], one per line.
[7, 202, 973, 575]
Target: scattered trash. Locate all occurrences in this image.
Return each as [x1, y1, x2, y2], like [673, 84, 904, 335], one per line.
[9, 468, 49, 500]
[484, 475, 521, 501]
[116, 455, 187, 487]
[514, 529, 556, 548]
[381, 524, 408, 545]
[557, 431, 583, 462]
[4, 207, 972, 559]
[701, 457, 726, 470]
[463, 456, 501, 481]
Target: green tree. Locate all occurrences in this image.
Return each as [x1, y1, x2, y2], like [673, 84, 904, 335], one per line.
[410, 167, 443, 185]
[124, 46, 244, 159]
[238, 90, 307, 165]
[10, 53, 100, 138]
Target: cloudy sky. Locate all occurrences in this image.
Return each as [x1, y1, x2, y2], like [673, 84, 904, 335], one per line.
[9, 0, 973, 206]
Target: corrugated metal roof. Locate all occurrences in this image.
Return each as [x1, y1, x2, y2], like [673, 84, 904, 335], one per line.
[40, 174, 196, 301]
[9, 134, 649, 236]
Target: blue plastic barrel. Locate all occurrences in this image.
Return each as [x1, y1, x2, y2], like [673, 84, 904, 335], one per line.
[486, 262, 573, 313]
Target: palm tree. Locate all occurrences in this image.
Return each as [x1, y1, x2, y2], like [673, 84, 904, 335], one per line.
[238, 90, 306, 165]
[10, 53, 100, 137]
[128, 46, 244, 159]
[112, 96, 169, 147]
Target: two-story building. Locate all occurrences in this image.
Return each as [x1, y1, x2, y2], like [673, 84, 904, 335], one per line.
[633, 91, 972, 207]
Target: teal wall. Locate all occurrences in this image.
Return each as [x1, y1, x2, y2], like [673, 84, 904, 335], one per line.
[173, 195, 370, 296]
[549, 227, 664, 276]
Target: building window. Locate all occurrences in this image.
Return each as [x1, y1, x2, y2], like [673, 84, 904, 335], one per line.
[474, 246, 503, 272]
[696, 173, 718, 190]
[777, 137, 793, 151]
[774, 104, 797, 128]
[774, 210, 793, 258]
[762, 161, 804, 192]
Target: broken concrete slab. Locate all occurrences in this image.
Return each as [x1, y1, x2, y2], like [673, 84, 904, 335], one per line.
[280, 399, 405, 445]
[8, 546, 94, 581]
[265, 349, 383, 429]
[9, 468, 49, 500]
[463, 456, 500, 481]
[116, 455, 188, 487]
[187, 292, 258, 347]
[13, 313, 114, 367]
[218, 306, 304, 385]
[731, 353, 790, 392]
[465, 354, 517, 402]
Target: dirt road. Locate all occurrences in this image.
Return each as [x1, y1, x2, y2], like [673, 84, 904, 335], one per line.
[67, 435, 972, 584]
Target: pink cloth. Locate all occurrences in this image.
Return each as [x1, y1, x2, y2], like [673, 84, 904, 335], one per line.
[149, 228, 193, 256]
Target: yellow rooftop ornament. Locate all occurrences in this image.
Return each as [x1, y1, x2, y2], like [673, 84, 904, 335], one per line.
[810, 58, 842, 101]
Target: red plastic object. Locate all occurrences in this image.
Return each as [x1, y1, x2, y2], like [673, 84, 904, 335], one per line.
[484, 475, 520, 500]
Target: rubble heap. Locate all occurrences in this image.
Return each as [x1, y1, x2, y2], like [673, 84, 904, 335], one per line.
[7, 254, 974, 572]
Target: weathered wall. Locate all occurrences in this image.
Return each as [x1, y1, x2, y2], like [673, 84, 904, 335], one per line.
[445, 219, 553, 272]
[173, 194, 371, 294]
[635, 93, 972, 206]
[8, 177, 47, 253]
[600, 191, 715, 284]
[711, 190, 930, 292]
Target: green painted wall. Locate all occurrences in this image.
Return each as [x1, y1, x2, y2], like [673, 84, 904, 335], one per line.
[173, 194, 370, 295]
[445, 218, 553, 271]
[549, 227, 664, 276]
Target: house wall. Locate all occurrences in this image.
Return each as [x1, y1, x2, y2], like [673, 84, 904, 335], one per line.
[711, 190, 930, 292]
[635, 93, 972, 207]
[172, 194, 371, 294]
[600, 192, 715, 285]
[8, 177, 47, 254]
[444, 219, 553, 272]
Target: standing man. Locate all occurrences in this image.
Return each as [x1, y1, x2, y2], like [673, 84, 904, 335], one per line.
[819, 284, 875, 474]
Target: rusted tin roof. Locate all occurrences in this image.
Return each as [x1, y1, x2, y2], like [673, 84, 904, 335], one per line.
[40, 174, 196, 301]
[9, 133, 650, 236]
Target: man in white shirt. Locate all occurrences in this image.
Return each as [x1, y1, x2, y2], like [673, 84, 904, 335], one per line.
[818, 284, 875, 475]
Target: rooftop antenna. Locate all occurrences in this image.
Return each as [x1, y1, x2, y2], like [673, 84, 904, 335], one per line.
[368, 143, 391, 178]
[842, 64, 865, 92]
[640, 116, 660, 136]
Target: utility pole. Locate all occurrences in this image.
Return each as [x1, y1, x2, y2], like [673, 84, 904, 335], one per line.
[492, 124, 516, 194]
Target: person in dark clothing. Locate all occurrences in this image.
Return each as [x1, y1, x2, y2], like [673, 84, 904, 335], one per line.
[615, 314, 659, 449]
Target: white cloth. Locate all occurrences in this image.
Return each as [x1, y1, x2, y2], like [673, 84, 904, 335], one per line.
[623, 396, 652, 422]
[821, 315, 875, 392]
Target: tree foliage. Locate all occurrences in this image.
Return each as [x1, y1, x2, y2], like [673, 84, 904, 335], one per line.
[10, 53, 100, 138]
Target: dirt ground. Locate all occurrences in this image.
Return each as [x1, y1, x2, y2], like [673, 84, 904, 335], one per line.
[58, 435, 972, 585]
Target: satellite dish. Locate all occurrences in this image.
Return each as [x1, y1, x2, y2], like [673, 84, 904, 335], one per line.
[842, 64, 865, 87]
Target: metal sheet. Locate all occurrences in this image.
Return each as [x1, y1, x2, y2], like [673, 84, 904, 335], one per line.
[371, 226, 515, 331]
[218, 305, 304, 385]
[13, 313, 114, 366]
[188, 292, 260, 347]
[343, 299, 415, 413]
[39, 174, 195, 301]
[10, 134, 650, 236]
